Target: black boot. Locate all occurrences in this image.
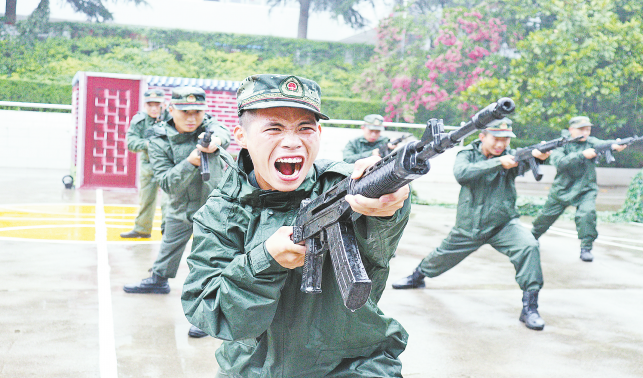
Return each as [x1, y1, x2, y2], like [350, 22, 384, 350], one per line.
[188, 325, 209, 338]
[580, 248, 594, 262]
[392, 268, 426, 289]
[519, 290, 545, 331]
[120, 230, 151, 238]
[123, 272, 170, 294]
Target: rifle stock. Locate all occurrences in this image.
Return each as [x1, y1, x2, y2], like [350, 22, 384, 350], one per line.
[293, 98, 515, 311]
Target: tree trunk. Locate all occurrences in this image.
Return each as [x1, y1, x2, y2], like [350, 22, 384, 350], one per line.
[5, 0, 17, 24]
[297, 0, 310, 39]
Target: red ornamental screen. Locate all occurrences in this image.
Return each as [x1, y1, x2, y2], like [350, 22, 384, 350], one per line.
[82, 76, 139, 188]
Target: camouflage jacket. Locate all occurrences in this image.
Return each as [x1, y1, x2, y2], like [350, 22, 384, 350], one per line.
[548, 131, 616, 204]
[342, 136, 390, 163]
[453, 139, 521, 237]
[147, 114, 230, 222]
[125, 109, 171, 165]
[182, 149, 410, 378]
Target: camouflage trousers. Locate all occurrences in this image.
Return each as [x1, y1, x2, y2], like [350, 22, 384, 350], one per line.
[418, 218, 544, 292]
[531, 191, 597, 250]
[132, 164, 166, 234]
[152, 217, 192, 279]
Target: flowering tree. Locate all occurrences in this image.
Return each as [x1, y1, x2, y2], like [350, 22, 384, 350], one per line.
[356, 4, 509, 122]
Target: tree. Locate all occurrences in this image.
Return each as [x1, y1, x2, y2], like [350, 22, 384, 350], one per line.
[460, 0, 643, 139]
[3, 0, 146, 24]
[355, 2, 509, 123]
[267, 0, 370, 39]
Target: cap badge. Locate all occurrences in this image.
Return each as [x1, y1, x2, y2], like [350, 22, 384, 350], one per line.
[187, 95, 196, 103]
[279, 76, 304, 98]
[149, 93, 157, 98]
[500, 122, 508, 129]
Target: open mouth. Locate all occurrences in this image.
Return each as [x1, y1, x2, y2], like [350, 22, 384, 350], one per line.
[275, 157, 303, 178]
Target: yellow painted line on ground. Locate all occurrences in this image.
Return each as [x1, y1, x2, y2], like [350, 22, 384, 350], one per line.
[0, 203, 163, 243]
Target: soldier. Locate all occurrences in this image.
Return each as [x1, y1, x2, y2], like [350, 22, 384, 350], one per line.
[531, 116, 627, 262]
[342, 114, 401, 163]
[123, 87, 231, 339]
[392, 118, 550, 331]
[121, 89, 171, 238]
[181, 74, 412, 376]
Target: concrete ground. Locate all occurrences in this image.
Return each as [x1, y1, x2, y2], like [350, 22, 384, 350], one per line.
[1, 162, 642, 377]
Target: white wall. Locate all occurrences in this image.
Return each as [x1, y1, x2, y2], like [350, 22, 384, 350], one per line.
[1, 0, 391, 42]
[1, 109, 638, 187]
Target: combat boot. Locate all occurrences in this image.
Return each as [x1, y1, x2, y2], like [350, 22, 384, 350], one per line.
[123, 271, 170, 294]
[580, 248, 594, 262]
[188, 325, 209, 338]
[519, 290, 545, 331]
[120, 230, 151, 238]
[392, 268, 426, 289]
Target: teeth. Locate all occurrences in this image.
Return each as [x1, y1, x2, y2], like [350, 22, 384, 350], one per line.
[276, 157, 303, 163]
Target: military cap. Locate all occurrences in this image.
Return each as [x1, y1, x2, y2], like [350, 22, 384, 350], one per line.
[170, 87, 207, 110]
[364, 114, 385, 131]
[144, 89, 165, 103]
[486, 117, 516, 138]
[568, 116, 593, 128]
[236, 74, 329, 120]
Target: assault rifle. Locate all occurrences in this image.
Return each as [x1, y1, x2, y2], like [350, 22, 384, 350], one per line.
[592, 135, 643, 164]
[199, 130, 212, 181]
[515, 136, 582, 181]
[378, 134, 412, 157]
[293, 98, 515, 311]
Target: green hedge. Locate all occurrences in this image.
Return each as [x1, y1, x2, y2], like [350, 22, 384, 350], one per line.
[48, 22, 374, 63]
[0, 79, 72, 111]
[323, 97, 384, 122]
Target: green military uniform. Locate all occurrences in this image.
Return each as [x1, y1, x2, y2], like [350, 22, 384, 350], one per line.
[148, 112, 230, 278]
[532, 125, 616, 251]
[182, 150, 410, 378]
[342, 136, 390, 163]
[393, 118, 546, 330]
[181, 74, 411, 376]
[126, 107, 171, 235]
[417, 139, 543, 291]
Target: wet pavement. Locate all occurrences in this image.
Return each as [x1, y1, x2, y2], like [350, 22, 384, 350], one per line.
[0, 166, 642, 377]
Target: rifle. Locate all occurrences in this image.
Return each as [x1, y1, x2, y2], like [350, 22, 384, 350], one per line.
[515, 136, 583, 181]
[199, 130, 212, 181]
[293, 98, 515, 311]
[377, 134, 412, 157]
[592, 135, 643, 164]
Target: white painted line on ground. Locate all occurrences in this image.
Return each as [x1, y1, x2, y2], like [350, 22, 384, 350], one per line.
[522, 223, 643, 251]
[0, 236, 162, 244]
[96, 190, 118, 378]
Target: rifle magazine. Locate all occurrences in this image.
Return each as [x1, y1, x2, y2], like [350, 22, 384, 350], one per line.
[326, 222, 371, 311]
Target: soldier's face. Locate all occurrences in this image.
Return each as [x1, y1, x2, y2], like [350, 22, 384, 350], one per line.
[479, 133, 511, 157]
[362, 126, 381, 142]
[569, 126, 591, 141]
[234, 107, 321, 192]
[144, 102, 163, 119]
[169, 107, 205, 134]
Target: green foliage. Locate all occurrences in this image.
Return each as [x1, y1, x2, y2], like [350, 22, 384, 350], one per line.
[612, 168, 643, 222]
[461, 0, 643, 141]
[323, 97, 383, 121]
[0, 78, 72, 106]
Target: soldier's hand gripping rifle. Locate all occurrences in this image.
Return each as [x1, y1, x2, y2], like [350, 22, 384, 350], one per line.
[292, 98, 515, 311]
[514, 136, 583, 181]
[378, 134, 412, 157]
[199, 130, 212, 181]
[592, 135, 643, 164]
